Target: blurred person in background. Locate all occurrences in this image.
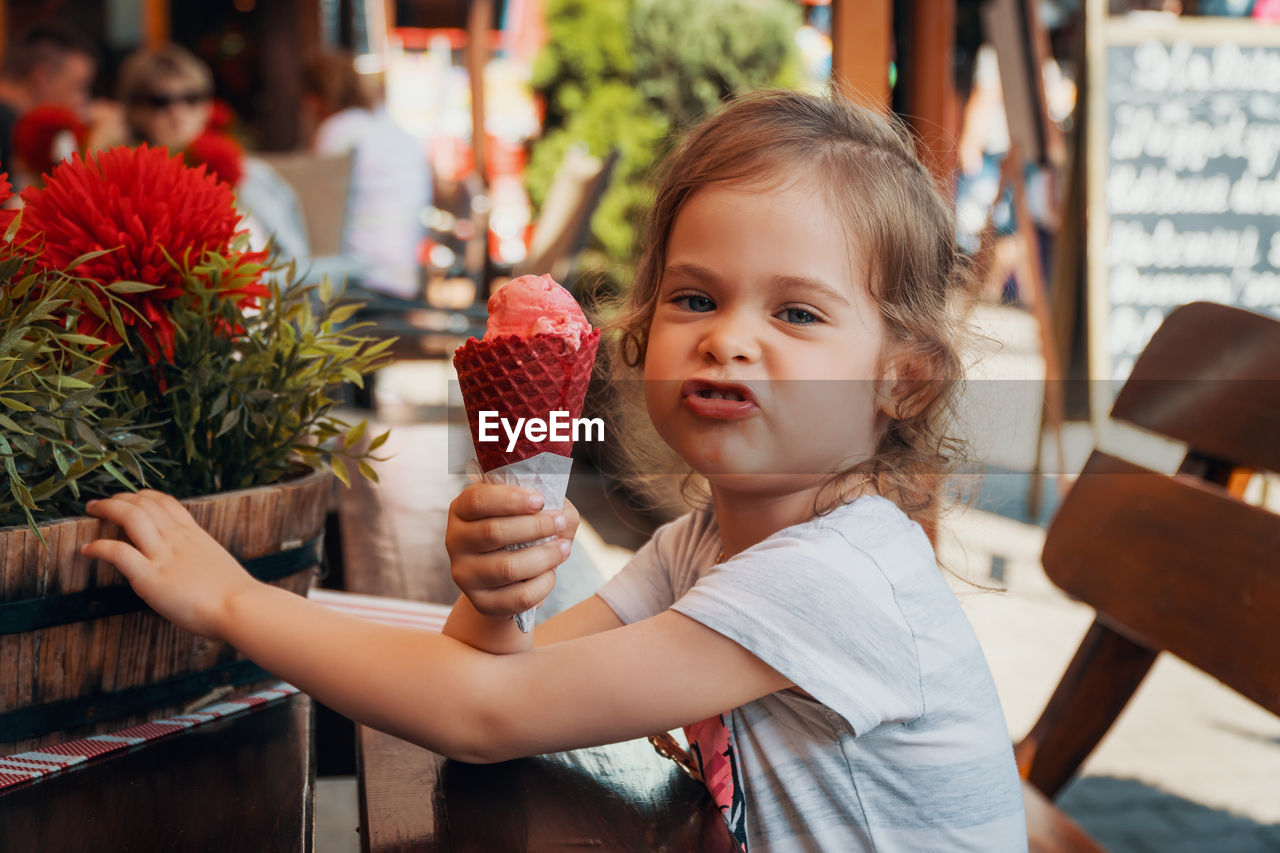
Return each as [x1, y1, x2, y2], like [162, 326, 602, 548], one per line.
[116, 43, 310, 265]
[302, 52, 431, 299]
[118, 44, 217, 157]
[0, 24, 107, 189]
[10, 105, 88, 186]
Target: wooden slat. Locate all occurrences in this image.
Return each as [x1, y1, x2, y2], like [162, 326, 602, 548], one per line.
[1024, 780, 1108, 853]
[1042, 452, 1280, 715]
[832, 0, 892, 109]
[357, 725, 733, 853]
[467, 0, 493, 182]
[905, 0, 958, 183]
[1111, 302, 1280, 473]
[0, 469, 330, 753]
[1015, 620, 1158, 798]
[142, 0, 170, 48]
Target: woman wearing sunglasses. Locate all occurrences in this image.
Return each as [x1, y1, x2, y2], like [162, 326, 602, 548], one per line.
[117, 44, 215, 157]
[114, 43, 311, 271]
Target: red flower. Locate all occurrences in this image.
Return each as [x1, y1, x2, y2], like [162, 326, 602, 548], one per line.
[0, 173, 16, 236]
[207, 100, 237, 134]
[16, 145, 268, 363]
[12, 106, 87, 179]
[186, 130, 244, 187]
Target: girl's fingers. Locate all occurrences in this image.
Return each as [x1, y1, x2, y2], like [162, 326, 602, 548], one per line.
[470, 568, 558, 618]
[452, 484, 544, 522]
[84, 495, 167, 556]
[464, 538, 571, 588]
[136, 489, 196, 528]
[81, 538, 149, 577]
[464, 509, 568, 553]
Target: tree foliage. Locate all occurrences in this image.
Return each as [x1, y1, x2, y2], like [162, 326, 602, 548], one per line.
[525, 0, 801, 295]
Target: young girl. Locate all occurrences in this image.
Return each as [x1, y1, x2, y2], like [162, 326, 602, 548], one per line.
[84, 91, 1027, 851]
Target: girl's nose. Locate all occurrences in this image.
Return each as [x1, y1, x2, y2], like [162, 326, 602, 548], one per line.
[697, 315, 762, 364]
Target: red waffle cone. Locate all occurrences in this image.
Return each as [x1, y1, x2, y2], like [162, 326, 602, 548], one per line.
[453, 328, 600, 471]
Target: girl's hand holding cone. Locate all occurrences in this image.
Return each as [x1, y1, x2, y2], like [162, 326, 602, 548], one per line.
[446, 483, 580, 620]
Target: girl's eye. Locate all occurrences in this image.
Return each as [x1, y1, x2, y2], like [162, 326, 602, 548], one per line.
[672, 293, 715, 312]
[779, 307, 819, 325]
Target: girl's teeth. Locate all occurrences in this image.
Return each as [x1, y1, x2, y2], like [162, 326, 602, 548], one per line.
[698, 389, 743, 401]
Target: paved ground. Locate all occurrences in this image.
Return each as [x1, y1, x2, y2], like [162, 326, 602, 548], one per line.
[315, 305, 1280, 852]
[939, 505, 1280, 852]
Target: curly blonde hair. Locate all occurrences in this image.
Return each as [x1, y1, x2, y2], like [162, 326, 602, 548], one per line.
[601, 89, 971, 526]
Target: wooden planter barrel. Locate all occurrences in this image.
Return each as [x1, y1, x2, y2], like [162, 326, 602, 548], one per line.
[0, 468, 331, 755]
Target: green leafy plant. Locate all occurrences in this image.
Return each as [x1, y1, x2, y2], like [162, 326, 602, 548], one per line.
[111, 255, 393, 496]
[0, 237, 156, 532]
[1, 146, 392, 532]
[631, 0, 802, 128]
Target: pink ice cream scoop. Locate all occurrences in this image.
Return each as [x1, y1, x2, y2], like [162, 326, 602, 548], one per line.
[483, 274, 592, 349]
[454, 273, 601, 470]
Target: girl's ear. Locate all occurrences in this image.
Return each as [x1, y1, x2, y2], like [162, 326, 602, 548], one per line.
[876, 351, 905, 420]
[878, 348, 932, 420]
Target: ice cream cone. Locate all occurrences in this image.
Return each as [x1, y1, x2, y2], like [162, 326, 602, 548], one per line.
[453, 328, 600, 631]
[453, 329, 600, 471]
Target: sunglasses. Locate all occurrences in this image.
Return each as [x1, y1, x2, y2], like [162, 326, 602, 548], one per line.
[136, 91, 211, 110]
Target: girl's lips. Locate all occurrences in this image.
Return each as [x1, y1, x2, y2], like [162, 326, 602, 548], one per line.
[681, 379, 759, 420]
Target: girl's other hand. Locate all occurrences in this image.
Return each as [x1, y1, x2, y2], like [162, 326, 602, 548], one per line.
[446, 483, 578, 619]
[82, 491, 260, 641]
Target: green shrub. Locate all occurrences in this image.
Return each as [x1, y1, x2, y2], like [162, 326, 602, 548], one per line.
[526, 0, 801, 295]
[632, 0, 802, 133]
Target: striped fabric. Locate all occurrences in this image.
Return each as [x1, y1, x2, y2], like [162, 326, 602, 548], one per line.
[0, 589, 451, 792]
[0, 684, 299, 790]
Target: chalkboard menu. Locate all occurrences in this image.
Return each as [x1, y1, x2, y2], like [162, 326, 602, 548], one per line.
[1087, 18, 1280, 389]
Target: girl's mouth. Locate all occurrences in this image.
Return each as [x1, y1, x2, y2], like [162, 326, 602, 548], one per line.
[681, 380, 758, 419]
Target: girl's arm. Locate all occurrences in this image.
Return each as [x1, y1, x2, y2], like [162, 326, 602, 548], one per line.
[441, 591, 621, 654]
[534, 594, 622, 645]
[82, 491, 785, 763]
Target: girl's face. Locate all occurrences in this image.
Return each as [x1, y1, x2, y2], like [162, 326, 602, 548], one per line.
[643, 177, 899, 495]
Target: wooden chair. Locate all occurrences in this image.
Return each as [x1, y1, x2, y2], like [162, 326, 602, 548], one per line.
[255, 151, 354, 258]
[512, 144, 620, 290]
[1017, 302, 1280, 852]
[342, 144, 620, 367]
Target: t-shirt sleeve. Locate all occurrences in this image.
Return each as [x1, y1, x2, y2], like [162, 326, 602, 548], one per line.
[595, 537, 673, 625]
[671, 525, 926, 737]
[595, 511, 708, 626]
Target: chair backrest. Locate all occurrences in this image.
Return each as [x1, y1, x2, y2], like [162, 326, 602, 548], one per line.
[1042, 451, 1280, 715]
[514, 145, 619, 287]
[1041, 302, 1280, 713]
[255, 152, 354, 258]
[1110, 301, 1280, 473]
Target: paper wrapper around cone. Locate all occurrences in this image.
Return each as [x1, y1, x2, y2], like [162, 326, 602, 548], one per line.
[454, 329, 600, 631]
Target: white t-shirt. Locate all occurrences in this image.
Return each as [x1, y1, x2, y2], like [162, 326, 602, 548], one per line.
[597, 497, 1027, 852]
